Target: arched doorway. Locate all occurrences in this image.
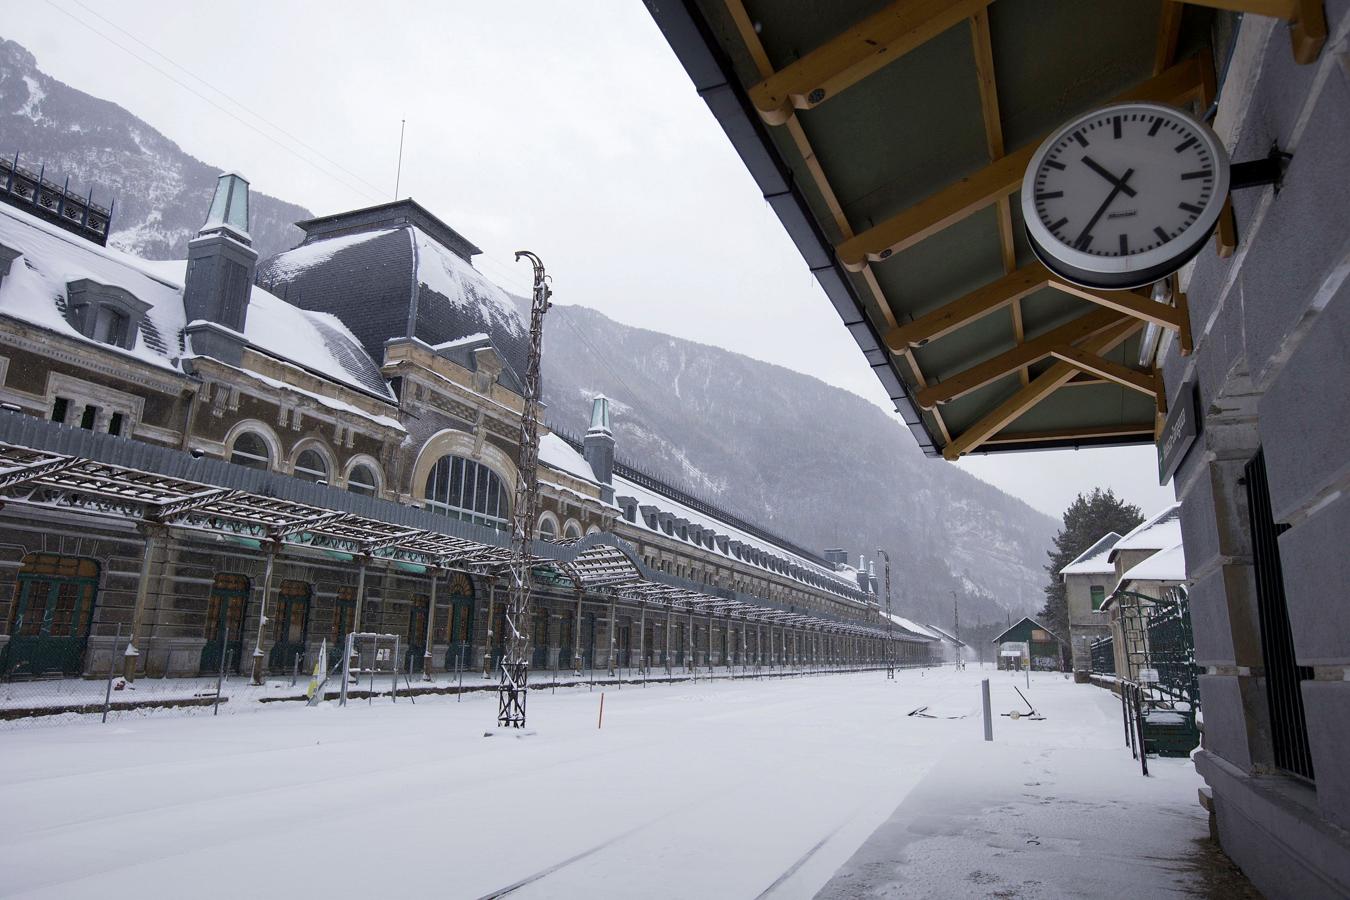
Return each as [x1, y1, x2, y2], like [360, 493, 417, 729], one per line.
[200, 573, 249, 674]
[3, 554, 99, 676]
[268, 580, 310, 672]
[444, 573, 475, 672]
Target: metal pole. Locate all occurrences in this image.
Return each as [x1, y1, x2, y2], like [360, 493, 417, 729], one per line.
[496, 251, 551, 729]
[102, 622, 122, 723]
[392, 635, 400, 703]
[982, 678, 993, 742]
[340, 632, 351, 706]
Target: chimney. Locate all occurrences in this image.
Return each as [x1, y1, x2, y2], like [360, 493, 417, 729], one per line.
[583, 394, 615, 503]
[857, 553, 871, 593]
[183, 173, 256, 366]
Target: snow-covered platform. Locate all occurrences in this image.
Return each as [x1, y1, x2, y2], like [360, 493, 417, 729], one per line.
[0, 668, 1251, 898]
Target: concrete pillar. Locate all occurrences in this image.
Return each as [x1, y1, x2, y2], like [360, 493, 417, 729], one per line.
[123, 525, 166, 681]
[422, 570, 437, 680]
[482, 578, 497, 678]
[249, 541, 277, 685]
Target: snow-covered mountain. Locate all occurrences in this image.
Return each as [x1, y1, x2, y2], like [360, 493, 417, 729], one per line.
[0, 39, 308, 260]
[0, 38, 1054, 626]
[537, 305, 1055, 626]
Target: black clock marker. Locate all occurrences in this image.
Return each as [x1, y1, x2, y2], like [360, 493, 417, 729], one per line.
[1073, 131, 1088, 147]
[1174, 136, 1198, 153]
[1119, 234, 1128, 255]
[1148, 118, 1163, 137]
[1036, 191, 1063, 201]
[1179, 201, 1203, 214]
[1113, 116, 1122, 139]
[1180, 169, 1212, 180]
[1074, 233, 1093, 251]
[1047, 217, 1068, 232]
[1154, 226, 1170, 243]
[1045, 159, 1066, 170]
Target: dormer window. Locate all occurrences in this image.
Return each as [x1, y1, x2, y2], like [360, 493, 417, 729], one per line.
[65, 279, 150, 351]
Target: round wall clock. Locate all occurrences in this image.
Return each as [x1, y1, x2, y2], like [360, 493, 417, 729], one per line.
[1021, 101, 1230, 290]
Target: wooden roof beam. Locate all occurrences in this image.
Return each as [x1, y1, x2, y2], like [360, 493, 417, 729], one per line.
[1045, 278, 1187, 331]
[885, 262, 1051, 350]
[942, 319, 1143, 459]
[748, 0, 990, 126]
[982, 424, 1156, 445]
[915, 308, 1126, 408]
[836, 56, 1209, 271]
[1049, 346, 1159, 396]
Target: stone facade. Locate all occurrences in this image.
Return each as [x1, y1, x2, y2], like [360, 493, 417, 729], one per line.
[1161, 10, 1350, 897]
[0, 174, 933, 685]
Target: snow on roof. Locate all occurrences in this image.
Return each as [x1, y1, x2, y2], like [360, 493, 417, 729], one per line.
[1122, 541, 1187, 584]
[1111, 504, 1182, 559]
[884, 613, 939, 640]
[1059, 532, 1122, 576]
[612, 470, 860, 597]
[413, 228, 523, 338]
[431, 333, 489, 350]
[538, 432, 598, 484]
[263, 228, 395, 280]
[0, 203, 393, 402]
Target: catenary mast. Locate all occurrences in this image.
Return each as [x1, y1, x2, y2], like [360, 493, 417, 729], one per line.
[498, 251, 551, 728]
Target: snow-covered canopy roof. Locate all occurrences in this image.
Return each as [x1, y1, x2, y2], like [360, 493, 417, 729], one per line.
[1122, 541, 1187, 584]
[0, 203, 393, 401]
[1110, 504, 1182, 560]
[613, 469, 865, 602]
[1059, 532, 1122, 576]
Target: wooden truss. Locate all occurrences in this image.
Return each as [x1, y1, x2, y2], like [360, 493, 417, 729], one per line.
[727, 0, 1314, 456]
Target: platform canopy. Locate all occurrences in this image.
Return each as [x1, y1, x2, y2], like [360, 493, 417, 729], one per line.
[646, 0, 1243, 459]
[0, 412, 924, 643]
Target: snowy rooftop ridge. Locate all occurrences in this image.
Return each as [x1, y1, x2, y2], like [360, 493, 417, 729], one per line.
[1111, 504, 1182, 559]
[1059, 532, 1122, 576]
[1121, 541, 1188, 584]
[0, 202, 394, 402]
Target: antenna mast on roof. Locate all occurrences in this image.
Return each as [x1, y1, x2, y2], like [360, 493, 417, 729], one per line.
[393, 119, 406, 199]
[496, 250, 552, 729]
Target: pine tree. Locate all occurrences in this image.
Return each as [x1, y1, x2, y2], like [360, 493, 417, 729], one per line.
[1039, 488, 1144, 638]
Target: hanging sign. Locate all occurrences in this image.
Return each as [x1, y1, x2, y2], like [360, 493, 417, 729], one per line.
[1157, 378, 1199, 484]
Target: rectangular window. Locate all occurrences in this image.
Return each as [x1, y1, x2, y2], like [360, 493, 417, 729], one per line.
[79, 405, 98, 430]
[1090, 585, 1106, 611]
[108, 412, 124, 437]
[51, 396, 69, 423]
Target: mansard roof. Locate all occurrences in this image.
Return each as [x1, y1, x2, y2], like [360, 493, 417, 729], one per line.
[257, 199, 527, 392]
[0, 202, 392, 400]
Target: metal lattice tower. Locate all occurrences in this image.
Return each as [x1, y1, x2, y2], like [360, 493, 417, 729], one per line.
[877, 549, 894, 678]
[497, 250, 551, 728]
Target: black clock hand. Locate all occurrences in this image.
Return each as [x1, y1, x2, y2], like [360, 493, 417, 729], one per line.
[1075, 167, 1134, 247]
[1081, 156, 1138, 198]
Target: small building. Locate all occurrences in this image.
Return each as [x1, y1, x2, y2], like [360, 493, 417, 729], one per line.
[1058, 532, 1122, 680]
[1099, 506, 1185, 680]
[992, 617, 1065, 671]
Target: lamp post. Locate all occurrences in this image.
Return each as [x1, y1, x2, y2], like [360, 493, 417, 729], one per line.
[876, 548, 893, 679]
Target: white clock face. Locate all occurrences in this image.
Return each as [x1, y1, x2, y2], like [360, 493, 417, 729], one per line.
[1021, 102, 1230, 290]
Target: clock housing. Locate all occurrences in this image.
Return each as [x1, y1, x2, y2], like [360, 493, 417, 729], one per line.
[1021, 101, 1230, 290]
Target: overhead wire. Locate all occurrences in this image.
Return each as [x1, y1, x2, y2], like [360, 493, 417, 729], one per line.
[39, 0, 388, 205]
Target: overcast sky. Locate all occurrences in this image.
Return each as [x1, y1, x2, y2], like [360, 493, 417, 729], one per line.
[7, 0, 1177, 520]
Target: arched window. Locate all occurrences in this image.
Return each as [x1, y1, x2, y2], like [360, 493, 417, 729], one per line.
[230, 432, 271, 470]
[293, 448, 328, 483]
[423, 455, 509, 529]
[347, 464, 379, 496]
[538, 516, 557, 539]
[563, 521, 582, 540]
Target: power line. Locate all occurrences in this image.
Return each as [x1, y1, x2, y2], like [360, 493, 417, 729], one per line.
[40, 0, 388, 204]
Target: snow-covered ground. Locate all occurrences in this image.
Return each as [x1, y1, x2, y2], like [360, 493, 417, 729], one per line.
[0, 668, 1236, 899]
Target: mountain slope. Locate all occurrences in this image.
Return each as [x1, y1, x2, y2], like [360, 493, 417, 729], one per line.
[0, 39, 310, 260]
[538, 304, 1056, 626]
